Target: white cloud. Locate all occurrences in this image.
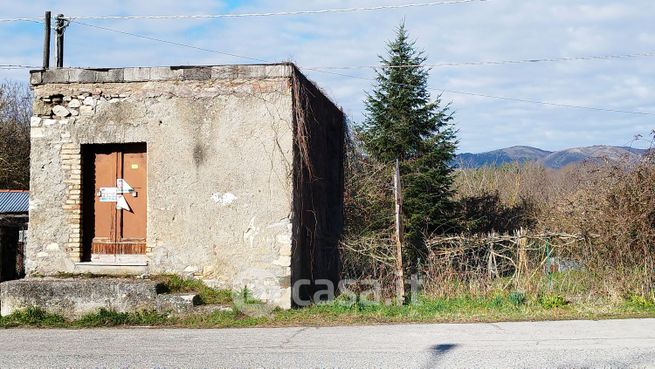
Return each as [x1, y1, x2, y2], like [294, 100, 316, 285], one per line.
[0, 0, 653, 153]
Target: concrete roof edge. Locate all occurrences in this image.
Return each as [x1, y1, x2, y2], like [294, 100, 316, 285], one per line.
[30, 63, 295, 85]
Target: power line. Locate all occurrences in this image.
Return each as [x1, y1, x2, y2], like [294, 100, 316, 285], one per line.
[307, 51, 655, 70]
[300, 66, 655, 116]
[65, 0, 486, 20]
[11, 17, 655, 71]
[71, 20, 269, 63]
[73, 20, 655, 116]
[73, 20, 655, 73]
[434, 88, 655, 115]
[0, 1, 485, 23]
[0, 64, 39, 70]
[0, 17, 42, 23]
[10, 20, 654, 116]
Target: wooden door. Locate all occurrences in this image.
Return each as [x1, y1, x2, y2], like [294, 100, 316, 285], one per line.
[86, 144, 147, 261]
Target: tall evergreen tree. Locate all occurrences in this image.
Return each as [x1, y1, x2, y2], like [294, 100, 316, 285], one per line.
[359, 23, 458, 263]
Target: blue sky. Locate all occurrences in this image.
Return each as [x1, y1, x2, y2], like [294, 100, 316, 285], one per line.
[1, 0, 654, 153]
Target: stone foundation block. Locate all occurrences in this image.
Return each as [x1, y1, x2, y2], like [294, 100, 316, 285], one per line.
[0, 278, 160, 319]
[156, 293, 200, 313]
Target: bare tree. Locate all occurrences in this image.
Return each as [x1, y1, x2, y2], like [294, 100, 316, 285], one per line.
[0, 81, 31, 189]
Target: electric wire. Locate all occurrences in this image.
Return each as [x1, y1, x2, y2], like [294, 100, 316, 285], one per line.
[0, 0, 485, 23]
[71, 20, 269, 63]
[0, 17, 42, 23]
[70, 21, 655, 116]
[3, 17, 652, 116]
[300, 66, 655, 116]
[66, 1, 486, 20]
[307, 51, 655, 69]
[0, 64, 40, 70]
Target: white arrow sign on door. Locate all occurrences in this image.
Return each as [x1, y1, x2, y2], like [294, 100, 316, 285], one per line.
[117, 179, 134, 194]
[116, 195, 131, 211]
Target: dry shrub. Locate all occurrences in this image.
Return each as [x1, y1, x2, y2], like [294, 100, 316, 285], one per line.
[543, 154, 655, 294]
[343, 135, 655, 300]
[455, 162, 578, 233]
[0, 81, 31, 190]
[340, 137, 396, 291]
[422, 231, 586, 297]
[442, 150, 655, 298]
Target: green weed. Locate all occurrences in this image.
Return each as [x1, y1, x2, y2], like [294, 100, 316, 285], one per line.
[624, 294, 655, 310]
[539, 294, 568, 309]
[179, 309, 268, 328]
[509, 291, 527, 306]
[75, 309, 168, 327]
[153, 275, 232, 305]
[0, 307, 66, 328]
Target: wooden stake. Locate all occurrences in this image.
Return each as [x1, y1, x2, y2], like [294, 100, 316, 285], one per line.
[393, 159, 405, 305]
[42, 11, 51, 69]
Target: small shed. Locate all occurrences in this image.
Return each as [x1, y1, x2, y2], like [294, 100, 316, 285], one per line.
[0, 190, 28, 281]
[25, 63, 345, 308]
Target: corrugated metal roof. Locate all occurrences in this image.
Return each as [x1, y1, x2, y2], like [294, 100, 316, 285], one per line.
[0, 190, 29, 213]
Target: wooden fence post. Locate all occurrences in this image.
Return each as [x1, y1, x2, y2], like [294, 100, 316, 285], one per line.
[42, 11, 51, 69]
[394, 159, 405, 305]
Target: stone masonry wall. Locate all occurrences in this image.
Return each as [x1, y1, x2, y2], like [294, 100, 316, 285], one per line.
[28, 65, 296, 308]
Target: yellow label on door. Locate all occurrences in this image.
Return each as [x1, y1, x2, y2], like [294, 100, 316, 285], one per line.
[131, 164, 139, 169]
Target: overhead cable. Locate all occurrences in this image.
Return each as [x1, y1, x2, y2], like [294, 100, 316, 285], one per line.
[0, 64, 39, 70]
[0, 1, 485, 23]
[65, 0, 486, 20]
[301, 67, 655, 116]
[71, 20, 268, 63]
[307, 51, 655, 70]
[0, 18, 42, 24]
[31, 21, 655, 116]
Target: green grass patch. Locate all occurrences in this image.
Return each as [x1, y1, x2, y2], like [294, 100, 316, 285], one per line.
[178, 309, 270, 328]
[0, 307, 66, 328]
[4, 288, 655, 329]
[75, 309, 169, 327]
[538, 294, 568, 309]
[152, 275, 232, 305]
[508, 291, 527, 306]
[623, 294, 655, 311]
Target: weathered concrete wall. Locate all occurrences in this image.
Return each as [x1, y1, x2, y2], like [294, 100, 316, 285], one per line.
[291, 68, 345, 304]
[28, 65, 297, 308]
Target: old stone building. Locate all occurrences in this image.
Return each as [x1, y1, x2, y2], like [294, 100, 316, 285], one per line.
[24, 64, 345, 309]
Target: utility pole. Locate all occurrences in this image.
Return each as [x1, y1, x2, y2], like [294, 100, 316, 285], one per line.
[42, 11, 51, 69]
[55, 14, 66, 68]
[393, 159, 405, 305]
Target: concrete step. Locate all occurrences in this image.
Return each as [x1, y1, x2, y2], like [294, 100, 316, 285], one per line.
[156, 293, 201, 313]
[191, 304, 233, 314]
[0, 278, 159, 319]
[1, 277, 232, 318]
[73, 262, 148, 276]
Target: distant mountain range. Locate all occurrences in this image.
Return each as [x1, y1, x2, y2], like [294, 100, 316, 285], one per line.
[456, 145, 647, 169]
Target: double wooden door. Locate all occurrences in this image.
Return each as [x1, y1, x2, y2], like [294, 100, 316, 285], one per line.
[83, 143, 147, 262]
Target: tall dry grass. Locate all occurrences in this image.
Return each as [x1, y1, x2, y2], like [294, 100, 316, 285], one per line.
[439, 151, 655, 299]
[342, 144, 655, 301]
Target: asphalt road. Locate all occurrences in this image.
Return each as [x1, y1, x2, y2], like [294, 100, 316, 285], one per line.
[1, 319, 654, 368]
